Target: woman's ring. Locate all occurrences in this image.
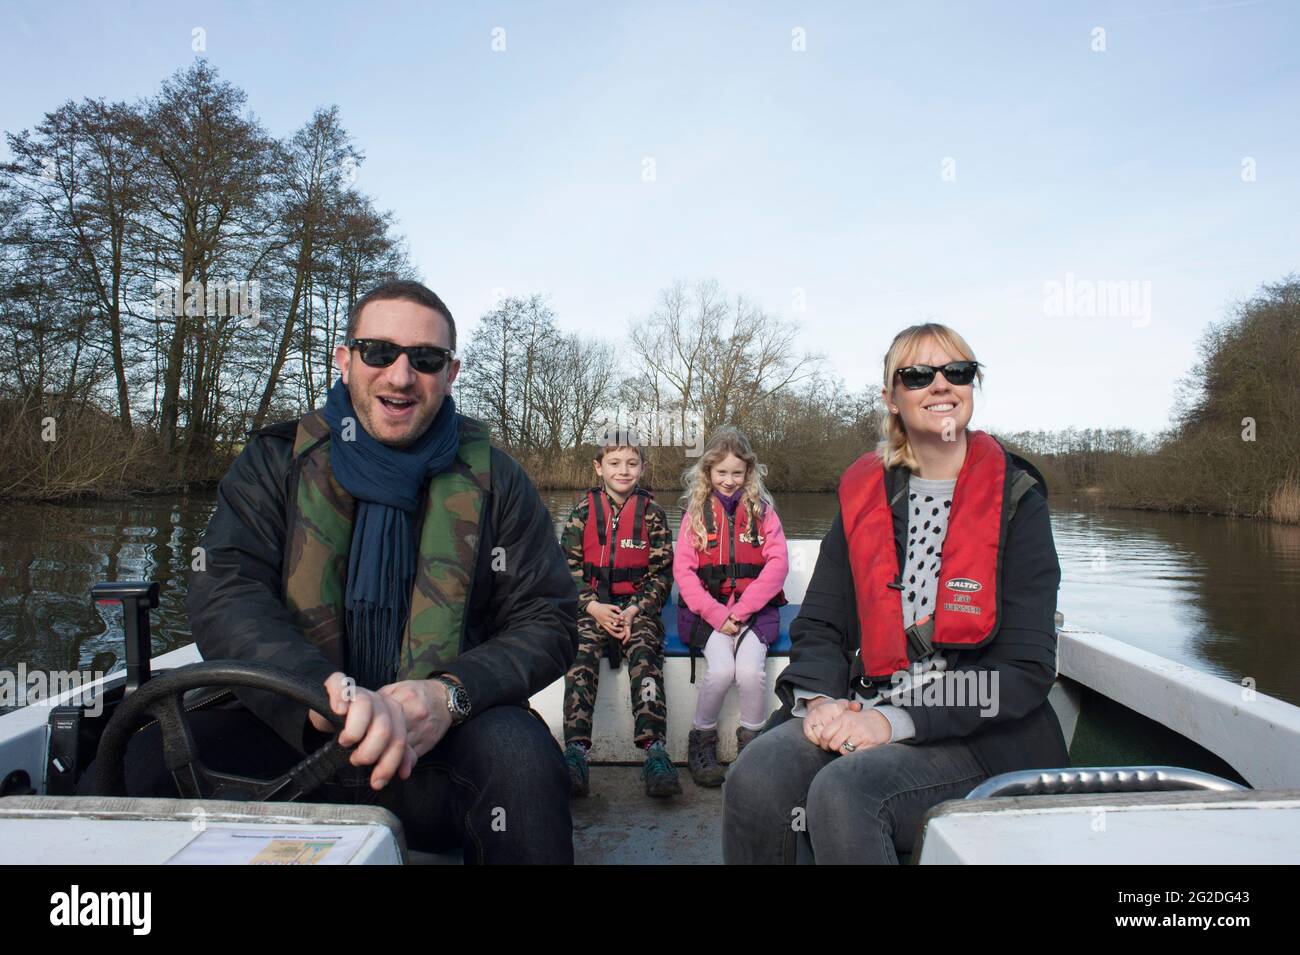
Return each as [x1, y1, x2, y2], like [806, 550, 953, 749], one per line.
[841, 741, 857, 753]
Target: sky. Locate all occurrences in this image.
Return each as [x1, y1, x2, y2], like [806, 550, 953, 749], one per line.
[2, 0, 1297, 434]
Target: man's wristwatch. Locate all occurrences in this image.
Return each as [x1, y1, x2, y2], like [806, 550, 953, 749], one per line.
[435, 676, 471, 724]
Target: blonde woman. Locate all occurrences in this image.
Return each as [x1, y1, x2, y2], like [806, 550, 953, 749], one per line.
[723, 323, 1067, 864]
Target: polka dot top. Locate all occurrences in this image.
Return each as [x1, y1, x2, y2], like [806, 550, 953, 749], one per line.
[903, 476, 957, 630]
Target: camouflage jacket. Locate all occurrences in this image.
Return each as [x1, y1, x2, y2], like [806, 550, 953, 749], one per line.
[186, 412, 578, 754]
[560, 487, 674, 620]
[284, 409, 491, 686]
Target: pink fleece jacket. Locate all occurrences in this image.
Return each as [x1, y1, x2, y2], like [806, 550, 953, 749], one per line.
[673, 506, 790, 630]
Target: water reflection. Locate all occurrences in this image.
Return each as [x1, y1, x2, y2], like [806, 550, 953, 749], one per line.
[1, 490, 1296, 709]
[0, 498, 212, 689]
[1053, 509, 1300, 706]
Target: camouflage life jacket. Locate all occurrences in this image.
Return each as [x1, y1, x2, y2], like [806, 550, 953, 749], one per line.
[283, 408, 491, 681]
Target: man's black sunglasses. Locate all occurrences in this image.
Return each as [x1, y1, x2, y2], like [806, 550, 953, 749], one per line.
[345, 338, 454, 374]
[895, 360, 979, 390]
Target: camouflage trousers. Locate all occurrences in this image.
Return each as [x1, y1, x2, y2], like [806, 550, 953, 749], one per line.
[563, 606, 667, 749]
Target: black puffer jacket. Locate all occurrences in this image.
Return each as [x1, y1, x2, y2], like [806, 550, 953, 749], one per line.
[185, 417, 578, 754]
[772, 454, 1069, 778]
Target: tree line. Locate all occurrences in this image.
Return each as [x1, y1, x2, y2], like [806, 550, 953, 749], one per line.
[0, 61, 408, 498]
[999, 276, 1300, 523]
[454, 279, 884, 491]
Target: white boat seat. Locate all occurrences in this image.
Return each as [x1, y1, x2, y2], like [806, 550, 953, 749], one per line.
[912, 787, 1300, 864]
[0, 795, 408, 865]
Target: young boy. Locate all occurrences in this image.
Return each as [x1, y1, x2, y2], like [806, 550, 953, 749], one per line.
[560, 429, 679, 798]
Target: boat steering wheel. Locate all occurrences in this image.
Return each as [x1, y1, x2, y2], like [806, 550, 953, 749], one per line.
[93, 661, 354, 801]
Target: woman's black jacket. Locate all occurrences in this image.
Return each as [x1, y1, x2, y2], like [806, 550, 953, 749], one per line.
[771, 455, 1070, 778]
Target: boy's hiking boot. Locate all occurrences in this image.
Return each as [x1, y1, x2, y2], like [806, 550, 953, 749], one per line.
[736, 725, 761, 758]
[687, 728, 726, 787]
[564, 743, 590, 797]
[640, 742, 682, 798]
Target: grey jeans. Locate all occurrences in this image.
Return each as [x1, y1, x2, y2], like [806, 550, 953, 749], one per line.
[722, 717, 989, 864]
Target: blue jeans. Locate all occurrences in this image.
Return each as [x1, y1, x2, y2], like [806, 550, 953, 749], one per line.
[91, 702, 574, 864]
[722, 717, 989, 864]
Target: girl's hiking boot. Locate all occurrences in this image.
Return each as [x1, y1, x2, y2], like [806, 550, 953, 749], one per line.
[640, 742, 682, 797]
[736, 725, 761, 758]
[687, 728, 726, 787]
[564, 743, 590, 797]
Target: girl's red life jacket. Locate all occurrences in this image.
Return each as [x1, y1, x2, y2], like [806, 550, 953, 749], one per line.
[581, 487, 651, 601]
[696, 494, 787, 606]
[838, 430, 1008, 680]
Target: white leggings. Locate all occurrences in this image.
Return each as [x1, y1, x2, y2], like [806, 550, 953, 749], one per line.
[692, 629, 769, 732]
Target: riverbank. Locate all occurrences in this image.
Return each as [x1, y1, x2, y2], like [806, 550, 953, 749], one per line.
[0, 473, 222, 505]
[0, 393, 233, 504]
[1026, 449, 1300, 526]
[4, 377, 1296, 527]
[1080, 491, 1300, 526]
[1055, 495, 1300, 527]
[7, 442, 1300, 529]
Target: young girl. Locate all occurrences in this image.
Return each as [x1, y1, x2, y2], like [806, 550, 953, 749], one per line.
[559, 430, 680, 799]
[674, 427, 789, 787]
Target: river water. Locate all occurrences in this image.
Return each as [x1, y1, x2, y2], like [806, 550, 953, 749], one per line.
[2, 490, 1297, 708]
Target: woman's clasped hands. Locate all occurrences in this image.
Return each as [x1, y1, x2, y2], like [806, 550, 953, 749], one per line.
[802, 696, 892, 754]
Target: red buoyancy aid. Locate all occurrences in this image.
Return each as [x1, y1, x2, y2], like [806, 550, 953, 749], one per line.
[581, 487, 651, 601]
[838, 430, 1008, 680]
[697, 494, 787, 605]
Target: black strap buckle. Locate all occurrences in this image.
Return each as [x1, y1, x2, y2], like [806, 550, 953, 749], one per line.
[904, 618, 935, 660]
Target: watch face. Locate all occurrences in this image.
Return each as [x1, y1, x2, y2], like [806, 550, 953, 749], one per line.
[448, 684, 470, 717]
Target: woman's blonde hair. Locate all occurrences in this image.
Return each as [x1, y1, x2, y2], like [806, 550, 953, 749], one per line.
[679, 426, 775, 550]
[878, 323, 984, 471]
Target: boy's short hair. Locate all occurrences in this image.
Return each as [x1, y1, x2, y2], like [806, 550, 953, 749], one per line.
[593, 427, 645, 463]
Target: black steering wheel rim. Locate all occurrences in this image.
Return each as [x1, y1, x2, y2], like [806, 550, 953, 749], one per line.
[93, 661, 352, 802]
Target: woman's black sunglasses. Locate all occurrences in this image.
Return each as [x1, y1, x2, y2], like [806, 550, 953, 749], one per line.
[346, 338, 454, 374]
[895, 360, 979, 390]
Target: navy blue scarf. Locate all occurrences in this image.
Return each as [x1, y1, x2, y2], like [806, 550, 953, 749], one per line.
[322, 379, 461, 690]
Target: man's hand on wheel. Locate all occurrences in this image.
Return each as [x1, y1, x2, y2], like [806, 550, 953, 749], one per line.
[308, 672, 417, 790]
[377, 678, 454, 759]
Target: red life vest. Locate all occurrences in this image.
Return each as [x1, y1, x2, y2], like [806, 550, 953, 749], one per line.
[838, 430, 1008, 680]
[696, 494, 786, 606]
[581, 487, 651, 601]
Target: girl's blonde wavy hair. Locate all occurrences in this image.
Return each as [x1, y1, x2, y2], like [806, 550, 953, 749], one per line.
[878, 323, 984, 471]
[679, 426, 775, 550]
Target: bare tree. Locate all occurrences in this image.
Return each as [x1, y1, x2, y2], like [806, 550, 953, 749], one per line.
[134, 60, 276, 459]
[626, 278, 820, 435]
[251, 106, 359, 430]
[4, 99, 149, 430]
